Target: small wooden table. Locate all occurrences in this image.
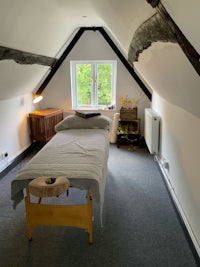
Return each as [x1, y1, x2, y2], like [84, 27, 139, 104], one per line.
[117, 119, 140, 148]
[29, 108, 63, 143]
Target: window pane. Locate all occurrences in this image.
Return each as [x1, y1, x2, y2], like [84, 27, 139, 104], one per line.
[76, 64, 92, 107]
[71, 60, 116, 110]
[97, 64, 112, 107]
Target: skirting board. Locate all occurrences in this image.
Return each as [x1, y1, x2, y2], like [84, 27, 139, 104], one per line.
[0, 142, 44, 180]
[155, 156, 200, 261]
[0, 147, 30, 179]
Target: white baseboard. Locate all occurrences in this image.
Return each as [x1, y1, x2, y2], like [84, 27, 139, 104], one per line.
[155, 156, 200, 258]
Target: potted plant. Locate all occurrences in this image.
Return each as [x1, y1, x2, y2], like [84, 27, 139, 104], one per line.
[119, 96, 138, 120]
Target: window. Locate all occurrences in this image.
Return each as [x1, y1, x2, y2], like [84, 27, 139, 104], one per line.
[70, 60, 117, 110]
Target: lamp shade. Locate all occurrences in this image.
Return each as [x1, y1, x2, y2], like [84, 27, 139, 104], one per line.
[33, 94, 43, 104]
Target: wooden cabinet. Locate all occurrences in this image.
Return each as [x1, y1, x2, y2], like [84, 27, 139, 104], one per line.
[117, 119, 141, 148]
[29, 108, 63, 143]
[117, 107, 141, 148]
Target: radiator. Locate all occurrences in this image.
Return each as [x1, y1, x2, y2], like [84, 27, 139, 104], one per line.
[144, 108, 160, 154]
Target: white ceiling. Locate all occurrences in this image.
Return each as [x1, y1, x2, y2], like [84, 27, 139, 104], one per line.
[0, 0, 154, 57]
[0, 0, 199, 117]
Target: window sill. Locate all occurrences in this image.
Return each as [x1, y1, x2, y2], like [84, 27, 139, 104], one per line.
[73, 109, 117, 112]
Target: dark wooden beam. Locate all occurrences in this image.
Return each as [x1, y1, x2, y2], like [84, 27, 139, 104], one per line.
[36, 27, 85, 94]
[146, 0, 160, 8]
[156, 3, 200, 76]
[0, 46, 56, 66]
[97, 27, 152, 100]
[146, 1, 200, 75]
[128, 12, 177, 63]
[36, 27, 152, 100]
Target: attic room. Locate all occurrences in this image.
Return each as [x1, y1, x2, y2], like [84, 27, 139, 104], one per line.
[0, 0, 200, 266]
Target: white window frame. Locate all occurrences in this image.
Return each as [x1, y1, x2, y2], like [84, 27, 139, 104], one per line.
[70, 60, 117, 110]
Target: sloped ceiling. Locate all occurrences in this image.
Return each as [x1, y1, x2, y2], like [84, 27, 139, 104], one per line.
[0, 0, 199, 117]
[0, 0, 154, 100]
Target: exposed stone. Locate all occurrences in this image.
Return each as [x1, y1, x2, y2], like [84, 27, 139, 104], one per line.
[0, 46, 57, 66]
[128, 13, 177, 63]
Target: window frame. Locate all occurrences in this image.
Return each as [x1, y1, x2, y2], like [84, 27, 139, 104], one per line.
[70, 60, 117, 110]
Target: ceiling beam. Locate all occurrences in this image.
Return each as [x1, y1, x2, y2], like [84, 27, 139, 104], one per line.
[146, 1, 200, 76]
[36, 27, 152, 100]
[156, 3, 200, 76]
[0, 46, 56, 66]
[128, 13, 177, 63]
[97, 27, 152, 100]
[36, 27, 85, 94]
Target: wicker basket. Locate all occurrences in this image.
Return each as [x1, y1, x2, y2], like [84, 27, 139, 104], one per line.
[120, 107, 137, 120]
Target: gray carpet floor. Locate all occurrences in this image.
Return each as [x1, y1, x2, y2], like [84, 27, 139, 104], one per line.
[0, 144, 199, 267]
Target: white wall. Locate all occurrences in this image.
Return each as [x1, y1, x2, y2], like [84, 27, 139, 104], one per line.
[0, 94, 36, 172]
[39, 31, 150, 134]
[152, 92, 200, 253]
[0, 1, 199, 256]
[0, 30, 151, 173]
[134, 42, 200, 119]
[162, 0, 200, 55]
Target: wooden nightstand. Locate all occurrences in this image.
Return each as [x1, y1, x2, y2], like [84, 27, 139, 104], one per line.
[29, 108, 63, 143]
[117, 119, 141, 148]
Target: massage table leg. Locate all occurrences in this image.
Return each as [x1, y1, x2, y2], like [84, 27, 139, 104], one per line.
[25, 188, 93, 243]
[25, 188, 33, 240]
[87, 192, 93, 244]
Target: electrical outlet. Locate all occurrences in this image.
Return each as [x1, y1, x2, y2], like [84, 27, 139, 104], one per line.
[163, 159, 169, 169]
[1, 151, 8, 159]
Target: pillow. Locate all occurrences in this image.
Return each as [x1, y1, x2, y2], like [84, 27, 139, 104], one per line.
[75, 111, 101, 118]
[55, 114, 112, 131]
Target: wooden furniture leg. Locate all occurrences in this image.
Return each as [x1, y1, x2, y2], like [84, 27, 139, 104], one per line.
[25, 188, 93, 243]
[25, 188, 33, 240]
[87, 191, 93, 244]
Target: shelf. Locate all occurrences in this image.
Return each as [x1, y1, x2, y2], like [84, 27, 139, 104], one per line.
[117, 119, 141, 148]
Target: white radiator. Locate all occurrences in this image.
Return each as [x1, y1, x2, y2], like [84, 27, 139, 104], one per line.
[144, 108, 160, 154]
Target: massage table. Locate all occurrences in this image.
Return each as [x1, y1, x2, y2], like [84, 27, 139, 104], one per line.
[11, 114, 111, 243]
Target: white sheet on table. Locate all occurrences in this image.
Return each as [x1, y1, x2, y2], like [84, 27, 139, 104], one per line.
[11, 129, 110, 222]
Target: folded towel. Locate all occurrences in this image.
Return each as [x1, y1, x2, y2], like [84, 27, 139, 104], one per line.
[75, 111, 101, 118]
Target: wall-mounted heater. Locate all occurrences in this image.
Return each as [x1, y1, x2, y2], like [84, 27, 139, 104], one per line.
[144, 108, 160, 154]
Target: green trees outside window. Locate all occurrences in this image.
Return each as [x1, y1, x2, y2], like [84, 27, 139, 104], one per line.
[71, 61, 116, 110]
